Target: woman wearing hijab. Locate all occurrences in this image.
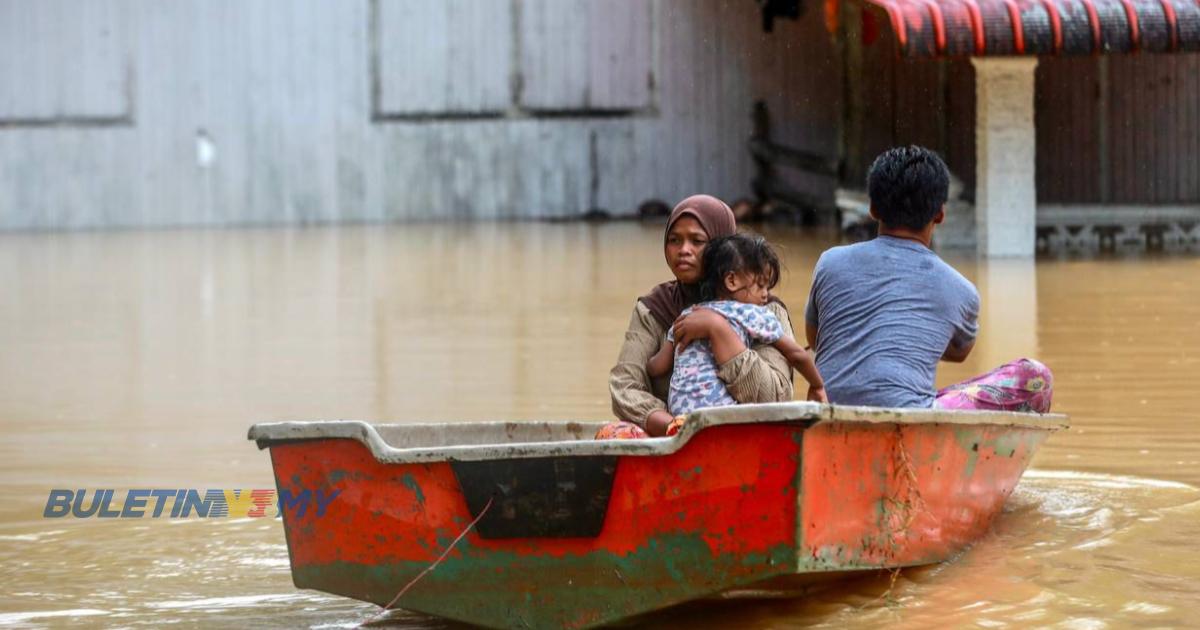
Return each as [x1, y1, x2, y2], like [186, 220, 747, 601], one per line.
[599, 195, 796, 438]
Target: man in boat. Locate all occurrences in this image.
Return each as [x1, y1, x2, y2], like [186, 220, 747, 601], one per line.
[804, 146, 1053, 413]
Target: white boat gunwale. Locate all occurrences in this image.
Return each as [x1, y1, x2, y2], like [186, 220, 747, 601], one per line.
[248, 402, 1069, 464]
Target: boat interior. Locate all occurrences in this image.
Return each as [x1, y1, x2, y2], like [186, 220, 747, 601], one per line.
[371, 420, 611, 448]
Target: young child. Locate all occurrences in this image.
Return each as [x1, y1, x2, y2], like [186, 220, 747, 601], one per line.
[646, 233, 826, 432]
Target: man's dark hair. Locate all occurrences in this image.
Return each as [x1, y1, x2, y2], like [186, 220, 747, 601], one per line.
[866, 145, 950, 231]
[699, 233, 781, 301]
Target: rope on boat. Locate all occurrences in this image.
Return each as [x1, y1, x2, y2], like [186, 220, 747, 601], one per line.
[362, 496, 494, 626]
[893, 432, 931, 528]
[857, 426, 930, 611]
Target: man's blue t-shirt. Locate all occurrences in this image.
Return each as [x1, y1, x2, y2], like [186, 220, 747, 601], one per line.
[804, 236, 980, 408]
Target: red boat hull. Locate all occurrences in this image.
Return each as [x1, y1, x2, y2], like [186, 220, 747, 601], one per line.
[252, 404, 1064, 628]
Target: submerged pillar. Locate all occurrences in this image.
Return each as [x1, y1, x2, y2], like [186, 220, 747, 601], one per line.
[972, 57, 1038, 258]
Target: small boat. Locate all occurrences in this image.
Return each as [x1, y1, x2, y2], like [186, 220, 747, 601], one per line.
[248, 402, 1067, 629]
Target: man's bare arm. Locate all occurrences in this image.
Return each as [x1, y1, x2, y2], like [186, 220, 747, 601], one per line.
[805, 322, 818, 350]
[941, 339, 974, 363]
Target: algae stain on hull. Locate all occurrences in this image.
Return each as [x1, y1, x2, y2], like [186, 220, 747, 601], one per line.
[293, 534, 795, 629]
[400, 473, 426, 505]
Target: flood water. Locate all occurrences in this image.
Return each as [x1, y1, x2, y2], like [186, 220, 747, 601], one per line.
[1, 223, 1198, 628]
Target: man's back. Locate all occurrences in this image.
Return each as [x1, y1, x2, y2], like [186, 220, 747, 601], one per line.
[805, 235, 979, 408]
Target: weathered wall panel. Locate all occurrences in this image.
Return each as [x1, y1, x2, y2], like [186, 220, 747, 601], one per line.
[1036, 57, 1103, 203]
[856, 16, 897, 185]
[852, 34, 1199, 208]
[856, 22, 967, 186]
[519, 0, 653, 110]
[892, 59, 943, 153]
[1108, 53, 1200, 203]
[1036, 53, 1200, 205]
[0, 0, 131, 122]
[944, 60, 976, 193]
[377, 0, 513, 116]
[0, 0, 840, 230]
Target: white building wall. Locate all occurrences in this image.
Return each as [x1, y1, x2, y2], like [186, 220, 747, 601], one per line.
[0, 0, 841, 230]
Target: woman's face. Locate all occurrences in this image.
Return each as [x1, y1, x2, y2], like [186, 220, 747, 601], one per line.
[665, 216, 709, 284]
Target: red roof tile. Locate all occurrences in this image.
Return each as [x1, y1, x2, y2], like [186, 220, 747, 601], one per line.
[862, 0, 1200, 56]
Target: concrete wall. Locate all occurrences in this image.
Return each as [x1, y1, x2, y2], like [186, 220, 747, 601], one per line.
[0, 0, 841, 230]
[1037, 54, 1200, 204]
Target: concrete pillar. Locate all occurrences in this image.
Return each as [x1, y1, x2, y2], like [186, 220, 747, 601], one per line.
[973, 57, 1038, 257]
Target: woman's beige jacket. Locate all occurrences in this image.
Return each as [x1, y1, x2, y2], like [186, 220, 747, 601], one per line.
[608, 300, 796, 427]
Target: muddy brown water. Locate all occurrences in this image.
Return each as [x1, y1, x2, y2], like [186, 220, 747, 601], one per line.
[1, 223, 1198, 628]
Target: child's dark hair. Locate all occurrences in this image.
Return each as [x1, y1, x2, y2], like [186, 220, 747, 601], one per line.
[866, 145, 950, 231]
[699, 234, 781, 301]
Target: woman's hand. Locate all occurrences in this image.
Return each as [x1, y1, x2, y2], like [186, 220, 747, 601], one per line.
[645, 410, 676, 437]
[807, 385, 829, 403]
[673, 308, 746, 364]
[671, 308, 723, 350]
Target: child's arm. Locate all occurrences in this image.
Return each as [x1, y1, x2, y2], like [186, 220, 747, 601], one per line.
[646, 339, 676, 378]
[772, 336, 827, 403]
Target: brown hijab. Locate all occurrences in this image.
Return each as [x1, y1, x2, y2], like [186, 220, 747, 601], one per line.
[638, 195, 737, 329]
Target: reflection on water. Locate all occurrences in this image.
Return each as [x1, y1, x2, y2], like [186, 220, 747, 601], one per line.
[1, 224, 1198, 628]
